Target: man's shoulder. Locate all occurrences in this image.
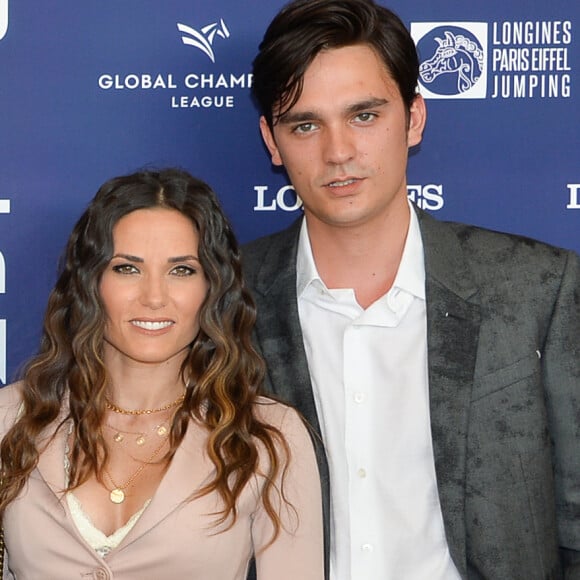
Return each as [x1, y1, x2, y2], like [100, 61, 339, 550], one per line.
[420, 209, 575, 267]
[241, 218, 302, 279]
[242, 218, 301, 253]
[417, 209, 580, 300]
[453, 221, 572, 265]
[242, 228, 287, 256]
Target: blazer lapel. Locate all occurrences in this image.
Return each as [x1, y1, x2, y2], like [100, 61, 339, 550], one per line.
[248, 218, 331, 579]
[116, 419, 213, 550]
[250, 218, 322, 435]
[35, 414, 70, 497]
[35, 414, 105, 561]
[418, 208, 481, 577]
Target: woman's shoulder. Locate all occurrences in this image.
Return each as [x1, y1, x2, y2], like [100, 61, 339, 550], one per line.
[253, 395, 295, 424]
[252, 396, 312, 442]
[0, 381, 25, 433]
[0, 381, 24, 406]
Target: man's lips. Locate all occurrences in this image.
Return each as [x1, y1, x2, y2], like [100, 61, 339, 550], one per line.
[327, 178, 359, 188]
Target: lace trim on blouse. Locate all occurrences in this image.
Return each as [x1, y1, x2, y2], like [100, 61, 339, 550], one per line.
[66, 492, 150, 558]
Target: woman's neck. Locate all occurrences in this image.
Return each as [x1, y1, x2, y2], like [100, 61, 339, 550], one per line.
[103, 352, 188, 410]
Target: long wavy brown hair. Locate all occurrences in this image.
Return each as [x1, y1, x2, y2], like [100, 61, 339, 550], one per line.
[0, 168, 289, 537]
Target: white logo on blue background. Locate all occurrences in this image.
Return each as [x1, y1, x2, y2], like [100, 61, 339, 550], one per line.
[411, 22, 488, 99]
[177, 19, 230, 63]
[0, 0, 8, 40]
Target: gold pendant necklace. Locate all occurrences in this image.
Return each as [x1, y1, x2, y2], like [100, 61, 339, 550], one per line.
[105, 420, 170, 447]
[109, 488, 125, 504]
[103, 435, 168, 504]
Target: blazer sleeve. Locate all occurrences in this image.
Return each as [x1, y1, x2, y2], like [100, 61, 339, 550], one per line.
[0, 383, 24, 580]
[543, 250, 580, 577]
[251, 406, 324, 580]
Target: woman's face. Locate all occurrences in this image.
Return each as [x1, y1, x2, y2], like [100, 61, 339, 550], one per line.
[99, 207, 209, 370]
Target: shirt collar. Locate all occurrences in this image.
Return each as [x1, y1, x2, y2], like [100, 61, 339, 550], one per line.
[296, 218, 321, 298]
[296, 200, 425, 300]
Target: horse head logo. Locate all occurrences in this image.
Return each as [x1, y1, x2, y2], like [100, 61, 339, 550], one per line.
[419, 30, 484, 94]
[177, 19, 230, 63]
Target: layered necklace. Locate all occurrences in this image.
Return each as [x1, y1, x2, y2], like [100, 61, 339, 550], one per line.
[104, 420, 169, 447]
[105, 391, 185, 415]
[103, 435, 168, 504]
[102, 391, 185, 504]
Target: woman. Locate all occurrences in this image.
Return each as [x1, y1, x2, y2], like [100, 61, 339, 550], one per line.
[0, 169, 323, 579]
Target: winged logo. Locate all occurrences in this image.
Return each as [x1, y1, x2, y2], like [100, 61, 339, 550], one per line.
[177, 19, 230, 63]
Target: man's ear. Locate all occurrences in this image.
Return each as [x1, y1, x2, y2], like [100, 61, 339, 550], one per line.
[259, 116, 284, 166]
[407, 94, 427, 148]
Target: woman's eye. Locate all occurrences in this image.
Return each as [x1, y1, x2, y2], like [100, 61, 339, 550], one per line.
[171, 265, 196, 277]
[112, 264, 139, 275]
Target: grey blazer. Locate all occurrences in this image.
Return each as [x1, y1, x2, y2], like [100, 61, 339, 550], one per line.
[242, 206, 580, 580]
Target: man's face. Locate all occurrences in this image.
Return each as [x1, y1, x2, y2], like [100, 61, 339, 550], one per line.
[260, 44, 426, 231]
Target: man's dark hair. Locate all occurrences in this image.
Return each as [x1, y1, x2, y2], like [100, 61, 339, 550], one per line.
[252, 0, 420, 128]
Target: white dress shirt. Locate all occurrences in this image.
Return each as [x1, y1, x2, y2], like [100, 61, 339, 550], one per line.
[297, 204, 461, 580]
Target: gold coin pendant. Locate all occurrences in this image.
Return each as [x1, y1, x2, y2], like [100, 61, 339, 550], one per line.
[110, 488, 125, 504]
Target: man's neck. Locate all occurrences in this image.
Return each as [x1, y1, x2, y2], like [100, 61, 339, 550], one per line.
[305, 204, 411, 309]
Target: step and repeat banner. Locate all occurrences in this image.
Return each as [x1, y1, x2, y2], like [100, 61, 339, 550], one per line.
[0, 0, 578, 384]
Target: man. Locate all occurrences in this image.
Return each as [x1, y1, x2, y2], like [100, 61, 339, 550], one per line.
[242, 0, 580, 578]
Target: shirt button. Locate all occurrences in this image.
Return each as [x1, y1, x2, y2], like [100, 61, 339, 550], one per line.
[361, 543, 374, 553]
[357, 468, 367, 478]
[353, 392, 366, 403]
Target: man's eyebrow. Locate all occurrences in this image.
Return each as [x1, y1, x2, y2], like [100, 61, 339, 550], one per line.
[345, 97, 388, 114]
[277, 110, 320, 125]
[277, 97, 389, 125]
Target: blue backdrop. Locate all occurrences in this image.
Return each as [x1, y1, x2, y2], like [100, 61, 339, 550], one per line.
[1, 0, 578, 384]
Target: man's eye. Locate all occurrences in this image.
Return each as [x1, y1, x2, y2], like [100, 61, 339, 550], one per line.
[355, 112, 377, 122]
[293, 122, 317, 134]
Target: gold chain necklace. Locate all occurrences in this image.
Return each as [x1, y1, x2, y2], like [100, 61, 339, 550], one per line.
[105, 392, 185, 416]
[103, 434, 168, 504]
